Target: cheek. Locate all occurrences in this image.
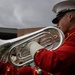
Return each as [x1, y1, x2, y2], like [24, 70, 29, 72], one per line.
[60, 24, 69, 33]
[58, 21, 68, 33]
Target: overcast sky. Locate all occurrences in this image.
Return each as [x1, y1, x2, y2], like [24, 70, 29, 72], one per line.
[0, 0, 60, 29]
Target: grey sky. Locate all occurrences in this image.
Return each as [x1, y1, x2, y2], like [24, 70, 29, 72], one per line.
[0, 0, 60, 29]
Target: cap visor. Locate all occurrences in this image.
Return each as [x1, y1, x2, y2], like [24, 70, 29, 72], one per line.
[52, 17, 59, 24]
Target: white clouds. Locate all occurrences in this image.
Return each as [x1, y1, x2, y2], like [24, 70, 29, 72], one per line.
[14, 5, 23, 23]
[0, 0, 59, 29]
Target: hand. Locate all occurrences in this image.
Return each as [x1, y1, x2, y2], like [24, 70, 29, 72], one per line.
[25, 41, 44, 58]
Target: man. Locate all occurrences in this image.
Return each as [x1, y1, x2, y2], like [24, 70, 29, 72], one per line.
[1, 1, 75, 75]
[25, 1, 75, 75]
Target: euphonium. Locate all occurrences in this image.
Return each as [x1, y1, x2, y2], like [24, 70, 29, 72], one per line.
[0, 26, 64, 67]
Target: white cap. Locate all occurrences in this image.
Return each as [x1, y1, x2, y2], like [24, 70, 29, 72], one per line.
[52, 0, 75, 13]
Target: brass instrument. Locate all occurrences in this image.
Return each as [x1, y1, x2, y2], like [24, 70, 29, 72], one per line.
[0, 26, 64, 68]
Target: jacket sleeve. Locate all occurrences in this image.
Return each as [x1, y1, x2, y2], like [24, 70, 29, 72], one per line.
[34, 35, 75, 73]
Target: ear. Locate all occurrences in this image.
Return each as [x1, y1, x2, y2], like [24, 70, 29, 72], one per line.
[68, 14, 73, 21]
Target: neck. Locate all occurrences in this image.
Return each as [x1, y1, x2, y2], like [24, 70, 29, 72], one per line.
[69, 21, 75, 30]
[69, 25, 75, 30]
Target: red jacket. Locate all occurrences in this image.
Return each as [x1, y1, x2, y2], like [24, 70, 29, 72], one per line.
[34, 28, 75, 75]
[0, 62, 18, 75]
[18, 66, 50, 75]
[0, 62, 50, 75]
